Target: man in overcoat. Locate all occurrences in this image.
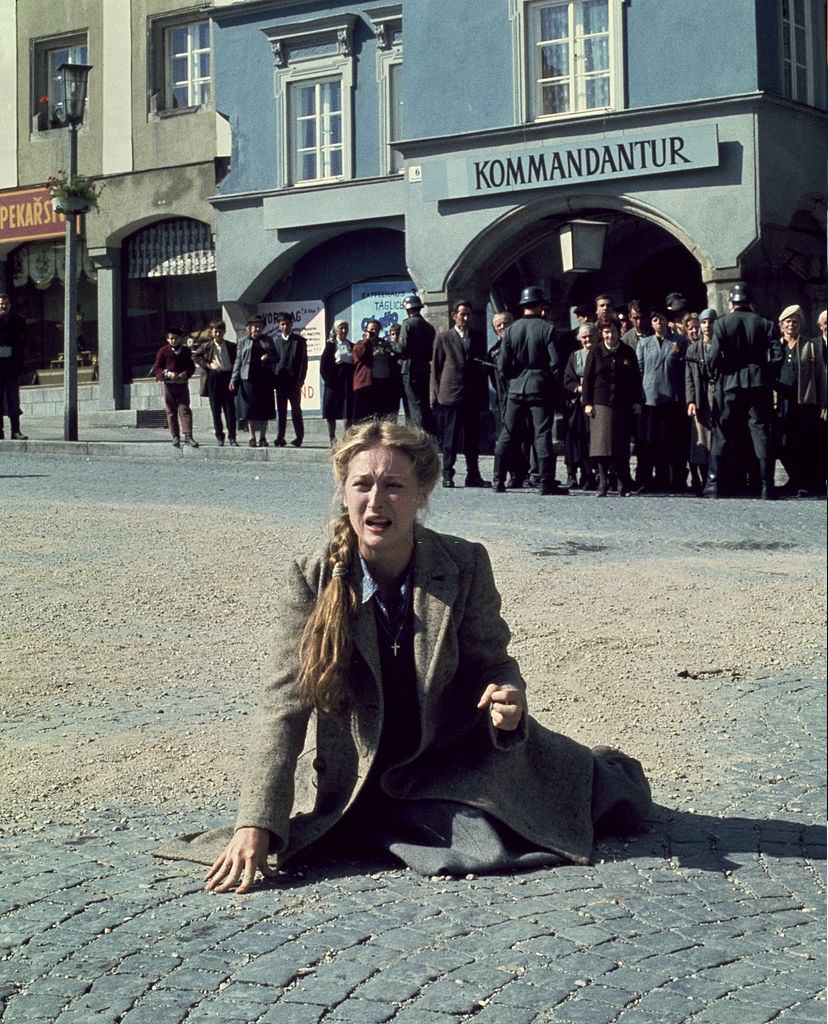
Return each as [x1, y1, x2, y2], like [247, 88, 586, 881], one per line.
[273, 312, 308, 447]
[0, 293, 28, 440]
[704, 281, 782, 499]
[397, 294, 437, 435]
[431, 300, 489, 487]
[493, 285, 567, 495]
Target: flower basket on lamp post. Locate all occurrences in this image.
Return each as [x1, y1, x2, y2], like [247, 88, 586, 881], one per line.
[47, 171, 102, 215]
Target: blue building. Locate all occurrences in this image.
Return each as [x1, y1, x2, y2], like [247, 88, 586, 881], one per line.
[209, 0, 826, 376]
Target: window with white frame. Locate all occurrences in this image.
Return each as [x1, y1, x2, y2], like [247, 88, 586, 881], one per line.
[32, 34, 88, 130]
[264, 14, 356, 187]
[290, 77, 344, 182]
[148, 16, 211, 115]
[781, 0, 813, 104]
[522, 0, 622, 120]
[165, 21, 211, 109]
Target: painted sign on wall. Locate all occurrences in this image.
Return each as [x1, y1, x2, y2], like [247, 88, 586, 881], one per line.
[424, 124, 720, 202]
[0, 187, 69, 244]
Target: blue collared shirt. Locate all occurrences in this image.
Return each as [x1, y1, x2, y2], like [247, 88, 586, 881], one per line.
[359, 554, 413, 635]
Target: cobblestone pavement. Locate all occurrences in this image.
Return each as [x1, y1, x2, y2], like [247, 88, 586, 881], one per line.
[0, 448, 825, 1024]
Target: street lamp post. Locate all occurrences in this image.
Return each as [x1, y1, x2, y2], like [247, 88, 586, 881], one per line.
[58, 62, 92, 442]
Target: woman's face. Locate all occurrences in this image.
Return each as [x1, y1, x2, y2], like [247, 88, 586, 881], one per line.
[781, 316, 800, 341]
[335, 323, 349, 340]
[343, 447, 426, 566]
[602, 325, 618, 347]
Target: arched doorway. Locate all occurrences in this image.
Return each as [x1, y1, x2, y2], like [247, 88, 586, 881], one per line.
[123, 217, 218, 379]
[448, 204, 707, 322]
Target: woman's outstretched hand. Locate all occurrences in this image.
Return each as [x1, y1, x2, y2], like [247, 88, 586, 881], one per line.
[477, 684, 524, 731]
[204, 826, 277, 894]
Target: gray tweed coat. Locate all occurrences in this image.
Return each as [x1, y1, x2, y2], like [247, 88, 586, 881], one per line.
[158, 526, 596, 867]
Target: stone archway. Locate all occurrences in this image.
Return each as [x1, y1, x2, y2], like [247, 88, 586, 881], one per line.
[442, 196, 712, 324]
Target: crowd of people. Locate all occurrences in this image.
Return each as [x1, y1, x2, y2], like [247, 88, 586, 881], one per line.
[6, 281, 824, 499]
[151, 312, 309, 450]
[312, 284, 826, 500]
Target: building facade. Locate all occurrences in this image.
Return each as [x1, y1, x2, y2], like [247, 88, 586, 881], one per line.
[0, 0, 226, 415]
[210, 0, 826, 345]
[1, 0, 825, 418]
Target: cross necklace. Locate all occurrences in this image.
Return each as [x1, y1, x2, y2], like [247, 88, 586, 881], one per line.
[374, 587, 411, 657]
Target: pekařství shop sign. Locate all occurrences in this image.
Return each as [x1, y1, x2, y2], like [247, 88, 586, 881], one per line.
[425, 124, 719, 201]
[0, 187, 69, 245]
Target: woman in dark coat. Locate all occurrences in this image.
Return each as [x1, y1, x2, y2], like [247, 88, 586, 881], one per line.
[320, 320, 354, 445]
[229, 314, 277, 447]
[583, 322, 643, 496]
[563, 322, 597, 489]
[685, 311, 716, 495]
[159, 421, 652, 891]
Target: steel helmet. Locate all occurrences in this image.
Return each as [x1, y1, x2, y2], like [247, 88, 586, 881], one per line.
[403, 294, 423, 310]
[729, 281, 751, 304]
[519, 285, 545, 307]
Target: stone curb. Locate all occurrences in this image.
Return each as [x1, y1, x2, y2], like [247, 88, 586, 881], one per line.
[0, 438, 334, 463]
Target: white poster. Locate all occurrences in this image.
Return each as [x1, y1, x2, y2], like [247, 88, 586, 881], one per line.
[257, 300, 326, 357]
[349, 280, 413, 338]
[258, 300, 325, 413]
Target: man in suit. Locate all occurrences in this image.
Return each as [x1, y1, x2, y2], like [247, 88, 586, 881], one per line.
[192, 318, 238, 446]
[273, 312, 308, 448]
[636, 309, 688, 493]
[704, 281, 782, 499]
[431, 300, 489, 487]
[397, 294, 437, 435]
[493, 285, 567, 496]
[0, 293, 28, 440]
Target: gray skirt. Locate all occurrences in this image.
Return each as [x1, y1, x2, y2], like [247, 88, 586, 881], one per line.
[589, 404, 633, 460]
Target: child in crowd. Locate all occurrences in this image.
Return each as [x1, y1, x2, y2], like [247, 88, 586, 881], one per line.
[152, 326, 200, 449]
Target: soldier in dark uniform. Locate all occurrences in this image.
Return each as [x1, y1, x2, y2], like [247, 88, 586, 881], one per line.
[493, 286, 568, 496]
[704, 281, 782, 499]
[396, 294, 437, 435]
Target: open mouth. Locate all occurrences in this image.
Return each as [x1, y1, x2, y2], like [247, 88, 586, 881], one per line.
[365, 516, 392, 530]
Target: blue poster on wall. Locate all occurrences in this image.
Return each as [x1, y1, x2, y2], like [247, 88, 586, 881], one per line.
[350, 280, 414, 337]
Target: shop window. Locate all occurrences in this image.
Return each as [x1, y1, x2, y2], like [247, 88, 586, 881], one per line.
[519, 0, 624, 121]
[262, 14, 356, 187]
[149, 16, 211, 115]
[781, 0, 814, 104]
[31, 34, 89, 131]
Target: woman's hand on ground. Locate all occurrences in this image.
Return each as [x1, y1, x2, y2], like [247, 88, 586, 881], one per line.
[477, 684, 524, 731]
[204, 826, 277, 894]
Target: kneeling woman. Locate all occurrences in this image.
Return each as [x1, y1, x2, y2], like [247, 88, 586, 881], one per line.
[167, 421, 651, 892]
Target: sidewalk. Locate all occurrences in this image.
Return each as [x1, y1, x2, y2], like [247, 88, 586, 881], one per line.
[0, 419, 336, 462]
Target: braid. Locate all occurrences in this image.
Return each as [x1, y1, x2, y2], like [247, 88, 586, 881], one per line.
[297, 512, 359, 714]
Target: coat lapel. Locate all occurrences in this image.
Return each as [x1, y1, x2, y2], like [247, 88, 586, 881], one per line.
[348, 557, 383, 687]
[412, 528, 458, 695]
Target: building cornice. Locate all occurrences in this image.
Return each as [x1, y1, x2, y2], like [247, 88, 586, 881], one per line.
[208, 172, 403, 207]
[394, 92, 827, 158]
